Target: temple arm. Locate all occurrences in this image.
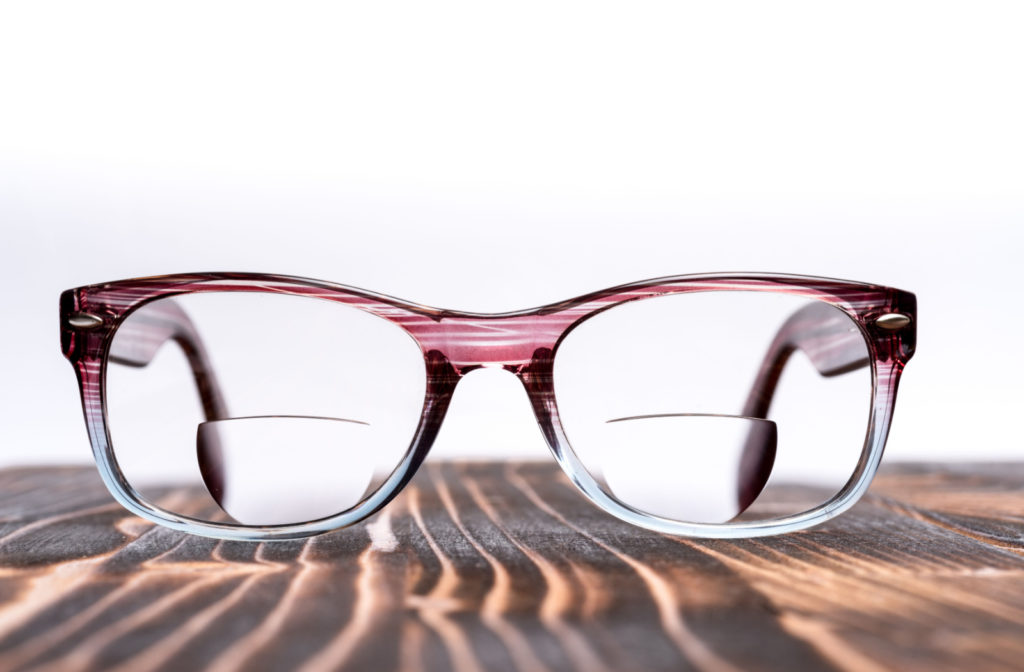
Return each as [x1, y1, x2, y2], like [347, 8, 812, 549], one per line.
[742, 302, 869, 419]
[108, 299, 229, 421]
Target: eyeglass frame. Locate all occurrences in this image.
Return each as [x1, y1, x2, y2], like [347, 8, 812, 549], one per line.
[60, 272, 916, 541]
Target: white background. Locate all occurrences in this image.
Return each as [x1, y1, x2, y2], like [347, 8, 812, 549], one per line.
[1, 1, 1021, 466]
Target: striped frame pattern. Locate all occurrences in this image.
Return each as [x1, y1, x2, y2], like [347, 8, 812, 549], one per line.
[60, 272, 916, 541]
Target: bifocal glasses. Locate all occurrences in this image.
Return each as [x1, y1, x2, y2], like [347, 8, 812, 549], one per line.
[60, 273, 915, 541]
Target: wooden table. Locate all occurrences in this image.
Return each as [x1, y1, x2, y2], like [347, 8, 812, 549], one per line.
[0, 461, 1021, 672]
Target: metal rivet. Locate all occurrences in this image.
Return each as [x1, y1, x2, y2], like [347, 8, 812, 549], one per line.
[875, 313, 911, 330]
[67, 312, 104, 329]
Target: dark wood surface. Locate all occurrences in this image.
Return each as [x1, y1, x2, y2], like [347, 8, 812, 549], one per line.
[0, 461, 1022, 672]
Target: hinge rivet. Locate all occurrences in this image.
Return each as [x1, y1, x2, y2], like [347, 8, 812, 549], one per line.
[875, 313, 911, 330]
[67, 312, 104, 329]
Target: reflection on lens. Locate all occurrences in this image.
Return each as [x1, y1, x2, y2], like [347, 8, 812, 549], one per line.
[105, 292, 426, 526]
[554, 292, 871, 525]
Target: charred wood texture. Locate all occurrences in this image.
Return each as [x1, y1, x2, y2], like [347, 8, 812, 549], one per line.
[0, 461, 1021, 672]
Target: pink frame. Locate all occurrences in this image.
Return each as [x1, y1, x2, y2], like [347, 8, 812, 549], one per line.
[60, 272, 916, 540]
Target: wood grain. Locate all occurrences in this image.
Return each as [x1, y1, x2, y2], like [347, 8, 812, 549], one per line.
[0, 462, 1021, 672]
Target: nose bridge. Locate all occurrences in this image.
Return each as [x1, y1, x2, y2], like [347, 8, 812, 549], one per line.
[417, 312, 570, 372]
[429, 366, 552, 459]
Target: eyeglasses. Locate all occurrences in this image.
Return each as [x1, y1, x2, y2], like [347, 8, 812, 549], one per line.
[60, 273, 915, 541]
